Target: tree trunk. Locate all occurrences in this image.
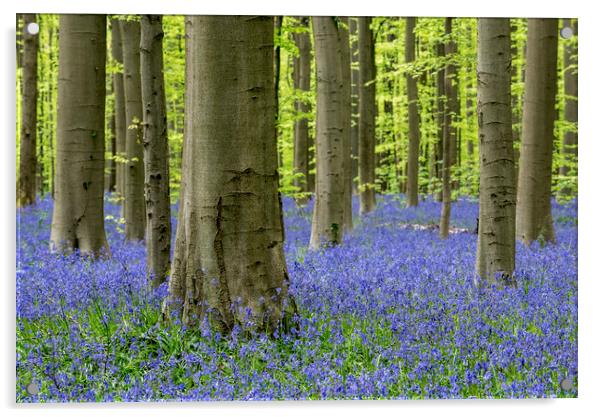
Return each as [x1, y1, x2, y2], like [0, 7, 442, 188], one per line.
[440, 18, 459, 237]
[444, 18, 459, 193]
[141, 15, 171, 287]
[111, 18, 127, 204]
[50, 14, 108, 255]
[435, 41, 445, 202]
[475, 18, 516, 286]
[349, 18, 360, 195]
[108, 106, 117, 192]
[358, 17, 376, 214]
[274, 16, 283, 170]
[516, 18, 558, 245]
[405, 17, 420, 207]
[292, 17, 311, 205]
[18, 14, 38, 207]
[163, 16, 296, 334]
[340, 17, 353, 232]
[559, 19, 578, 197]
[310, 17, 347, 248]
[121, 19, 146, 241]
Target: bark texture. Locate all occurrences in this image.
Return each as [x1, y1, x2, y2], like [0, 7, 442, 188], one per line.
[18, 14, 38, 207]
[111, 18, 127, 202]
[121, 19, 146, 241]
[440, 18, 459, 237]
[310, 17, 347, 248]
[475, 18, 516, 286]
[340, 17, 353, 232]
[405, 17, 420, 207]
[141, 15, 171, 287]
[516, 19, 558, 245]
[292, 17, 311, 205]
[349, 18, 360, 195]
[164, 16, 296, 334]
[559, 19, 578, 196]
[358, 17, 376, 214]
[50, 14, 108, 255]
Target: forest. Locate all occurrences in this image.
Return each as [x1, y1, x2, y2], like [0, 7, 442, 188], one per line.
[16, 14, 577, 401]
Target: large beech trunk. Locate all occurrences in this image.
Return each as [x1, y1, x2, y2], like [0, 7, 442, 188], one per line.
[50, 14, 108, 255]
[516, 19, 558, 245]
[475, 18, 516, 286]
[164, 16, 296, 333]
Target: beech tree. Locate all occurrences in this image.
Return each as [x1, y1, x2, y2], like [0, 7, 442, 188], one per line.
[110, 18, 126, 202]
[141, 15, 171, 287]
[405, 17, 420, 207]
[340, 17, 353, 232]
[439, 18, 459, 238]
[475, 18, 516, 286]
[17, 14, 38, 207]
[164, 16, 296, 332]
[121, 19, 146, 241]
[292, 17, 311, 205]
[349, 18, 360, 195]
[516, 19, 558, 245]
[309, 17, 347, 248]
[358, 17, 376, 214]
[50, 14, 108, 255]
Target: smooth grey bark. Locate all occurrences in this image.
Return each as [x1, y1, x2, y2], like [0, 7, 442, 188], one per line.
[349, 18, 360, 195]
[292, 17, 311, 205]
[440, 17, 459, 238]
[405, 17, 420, 207]
[310, 17, 348, 248]
[50, 14, 108, 255]
[274, 16, 283, 170]
[475, 18, 516, 287]
[516, 19, 558, 245]
[141, 15, 171, 287]
[111, 18, 127, 203]
[121, 19, 146, 241]
[164, 16, 296, 333]
[559, 19, 578, 196]
[340, 17, 353, 232]
[18, 14, 38, 207]
[358, 17, 376, 214]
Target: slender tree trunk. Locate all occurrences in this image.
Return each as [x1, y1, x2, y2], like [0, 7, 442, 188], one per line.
[121, 19, 146, 241]
[405, 17, 420, 207]
[310, 17, 347, 248]
[141, 15, 171, 287]
[292, 17, 311, 205]
[516, 19, 558, 245]
[559, 19, 578, 197]
[108, 108, 117, 192]
[164, 16, 296, 333]
[440, 18, 459, 237]
[18, 14, 38, 207]
[444, 18, 459, 193]
[358, 17, 376, 214]
[111, 18, 127, 203]
[50, 14, 108, 255]
[475, 18, 516, 286]
[349, 18, 360, 195]
[435, 42, 445, 202]
[340, 17, 353, 232]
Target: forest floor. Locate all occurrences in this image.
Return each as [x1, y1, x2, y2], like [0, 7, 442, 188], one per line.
[16, 194, 578, 401]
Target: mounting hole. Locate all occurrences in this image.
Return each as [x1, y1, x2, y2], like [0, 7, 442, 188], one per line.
[560, 26, 573, 40]
[26, 22, 39, 35]
[560, 377, 574, 391]
[26, 382, 39, 395]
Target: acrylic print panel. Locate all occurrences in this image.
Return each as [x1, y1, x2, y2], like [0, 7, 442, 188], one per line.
[15, 14, 578, 402]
